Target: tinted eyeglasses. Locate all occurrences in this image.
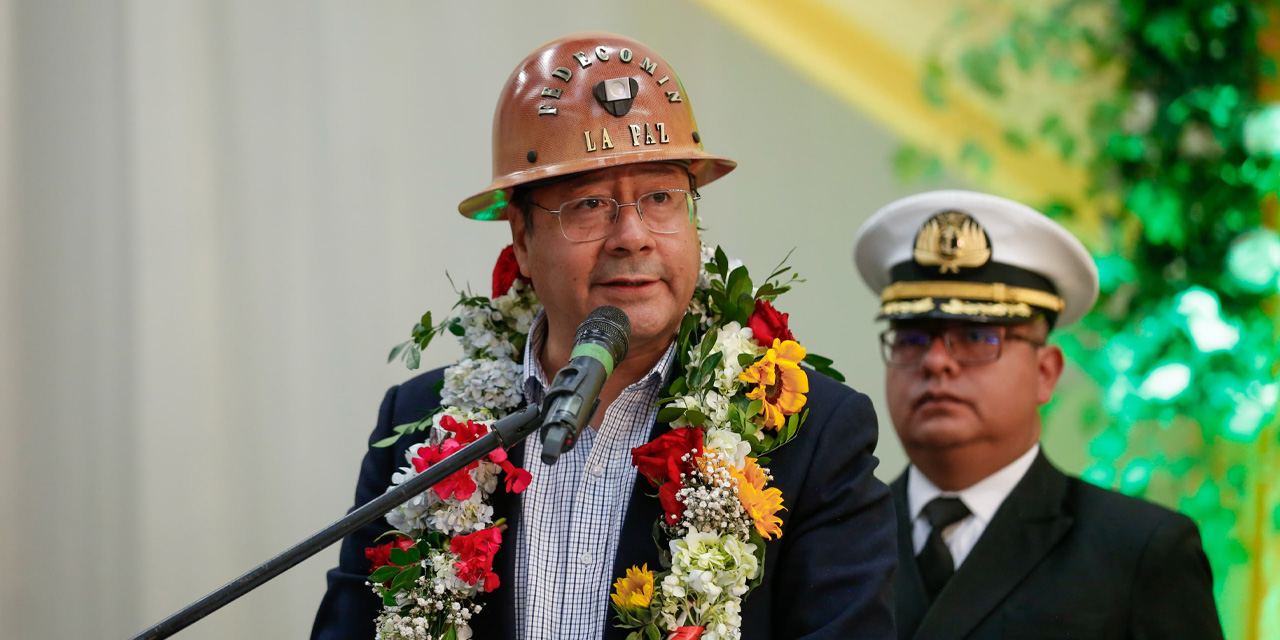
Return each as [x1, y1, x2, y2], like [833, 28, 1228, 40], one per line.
[879, 325, 1045, 366]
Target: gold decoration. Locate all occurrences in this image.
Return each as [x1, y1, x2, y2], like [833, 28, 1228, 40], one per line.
[880, 298, 937, 316]
[938, 298, 1033, 318]
[913, 211, 992, 273]
[881, 281, 1064, 312]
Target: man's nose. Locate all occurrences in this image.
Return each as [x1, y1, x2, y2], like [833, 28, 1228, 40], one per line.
[919, 335, 960, 375]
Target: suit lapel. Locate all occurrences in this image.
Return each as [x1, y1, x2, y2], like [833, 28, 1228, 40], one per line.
[891, 472, 931, 640]
[913, 452, 1073, 640]
[467, 438, 526, 639]
[602, 417, 670, 640]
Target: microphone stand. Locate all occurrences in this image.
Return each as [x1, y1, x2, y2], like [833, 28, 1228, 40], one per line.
[131, 404, 542, 640]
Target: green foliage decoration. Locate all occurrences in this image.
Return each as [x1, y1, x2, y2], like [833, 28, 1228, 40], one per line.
[898, 0, 1280, 607]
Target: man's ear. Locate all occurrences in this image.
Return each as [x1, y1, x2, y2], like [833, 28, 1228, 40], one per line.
[1036, 343, 1065, 406]
[508, 208, 532, 279]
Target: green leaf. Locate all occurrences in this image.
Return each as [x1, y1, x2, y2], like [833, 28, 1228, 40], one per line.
[959, 47, 1004, 97]
[656, 406, 687, 424]
[371, 434, 402, 448]
[804, 353, 833, 367]
[373, 530, 414, 543]
[387, 546, 414, 565]
[1004, 129, 1029, 151]
[668, 376, 688, 397]
[922, 58, 947, 107]
[892, 144, 944, 183]
[382, 592, 398, 607]
[755, 456, 771, 466]
[388, 340, 410, 364]
[684, 408, 708, 427]
[738, 352, 758, 368]
[698, 327, 718, 361]
[441, 626, 458, 640]
[817, 365, 846, 383]
[747, 398, 763, 416]
[389, 564, 421, 592]
[714, 246, 730, 279]
[645, 624, 662, 640]
[448, 319, 465, 336]
[406, 347, 421, 370]
[726, 266, 753, 310]
[695, 351, 724, 388]
[746, 528, 768, 591]
[958, 140, 993, 175]
[368, 565, 400, 583]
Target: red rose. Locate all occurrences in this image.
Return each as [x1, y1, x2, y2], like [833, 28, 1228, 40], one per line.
[670, 627, 705, 640]
[631, 427, 704, 488]
[451, 526, 503, 592]
[491, 244, 528, 298]
[747, 299, 795, 347]
[658, 480, 685, 525]
[365, 537, 415, 571]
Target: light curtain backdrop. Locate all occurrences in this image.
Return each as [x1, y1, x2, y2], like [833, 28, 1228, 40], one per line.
[0, 1, 1079, 638]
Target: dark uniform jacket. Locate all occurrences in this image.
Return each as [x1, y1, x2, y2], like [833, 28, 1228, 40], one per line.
[892, 451, 1223, 640]
[313, 366, 898, 639]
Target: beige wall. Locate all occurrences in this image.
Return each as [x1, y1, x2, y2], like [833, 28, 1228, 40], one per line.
[0, 1, 957, 638]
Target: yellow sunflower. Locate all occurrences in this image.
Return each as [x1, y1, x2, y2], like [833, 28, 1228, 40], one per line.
[732, 457, 785, 539]
[610, 564, 654, 610]
[738, 339, 809, 430]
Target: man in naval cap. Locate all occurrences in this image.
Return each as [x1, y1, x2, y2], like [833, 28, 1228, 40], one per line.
[854, 190, 1223, 640]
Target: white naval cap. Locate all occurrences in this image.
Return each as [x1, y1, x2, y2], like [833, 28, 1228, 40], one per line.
[853, 190, 1099, 328]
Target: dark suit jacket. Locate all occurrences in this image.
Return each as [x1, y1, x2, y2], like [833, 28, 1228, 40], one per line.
[892, 452, 1223, 640]
[313, 366, 897, 639]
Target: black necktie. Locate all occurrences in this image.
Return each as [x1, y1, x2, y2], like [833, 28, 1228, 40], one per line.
[916, 496, 971, 601]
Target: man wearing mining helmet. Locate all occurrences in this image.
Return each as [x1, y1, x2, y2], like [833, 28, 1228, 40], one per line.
[312, 32, 896, 639]
[854, 190, 1223, 639]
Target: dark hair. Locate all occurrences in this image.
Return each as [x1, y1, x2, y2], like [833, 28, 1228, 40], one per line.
[510, 184, 537, 232]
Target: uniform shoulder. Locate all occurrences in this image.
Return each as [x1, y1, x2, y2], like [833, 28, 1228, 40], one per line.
[1067, 475, 1197, 539]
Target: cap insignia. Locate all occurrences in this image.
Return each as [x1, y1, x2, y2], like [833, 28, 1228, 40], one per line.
[913, 211, 992, 274]
[594, 77, 640, 116]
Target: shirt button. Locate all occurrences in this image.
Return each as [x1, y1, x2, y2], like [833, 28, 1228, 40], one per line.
[578, 552, 593, 565]
[589, 463, 606, 477]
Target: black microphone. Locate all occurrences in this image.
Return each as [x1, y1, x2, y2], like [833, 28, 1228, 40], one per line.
[540, 306, 631, 465]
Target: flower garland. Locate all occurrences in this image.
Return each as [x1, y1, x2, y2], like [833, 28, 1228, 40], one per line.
[369, 244, 842, 640]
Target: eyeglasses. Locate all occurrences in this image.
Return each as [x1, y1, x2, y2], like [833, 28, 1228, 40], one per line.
[532, 188, 700, 242]
[879, 325, 1045, 367]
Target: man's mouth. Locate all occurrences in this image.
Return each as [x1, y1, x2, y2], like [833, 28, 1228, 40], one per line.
[600, 278, 657, 288]
[913, 390, 967, 410]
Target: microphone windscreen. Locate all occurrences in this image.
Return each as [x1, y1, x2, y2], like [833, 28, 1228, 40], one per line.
[576, 306, 631, 363]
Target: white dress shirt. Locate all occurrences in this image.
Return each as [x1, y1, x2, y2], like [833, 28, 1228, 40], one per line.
[908, 444, 1040, 569]
[512, 312, 675, 640]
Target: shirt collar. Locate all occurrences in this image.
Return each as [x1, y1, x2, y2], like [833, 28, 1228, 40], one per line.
[907, 443, 1040, 525]
[522, 310, 676, 402]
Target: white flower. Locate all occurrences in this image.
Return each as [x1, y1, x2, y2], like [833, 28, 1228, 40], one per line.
[705, 429, 751, 468]
[426, 492, 495, 536]
[664, 532, 760, 600]
[441, 358, 523, 411]
[689, 321, 764, 397]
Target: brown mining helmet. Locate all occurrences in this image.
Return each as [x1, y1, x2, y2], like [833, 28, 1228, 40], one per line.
[458, 31, 738, 219]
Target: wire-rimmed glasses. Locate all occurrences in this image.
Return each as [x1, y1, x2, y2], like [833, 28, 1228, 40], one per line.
[532, 188, 699, 242]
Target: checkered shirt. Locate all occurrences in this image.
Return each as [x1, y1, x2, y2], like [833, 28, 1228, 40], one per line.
[513, 311, 675, 640]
